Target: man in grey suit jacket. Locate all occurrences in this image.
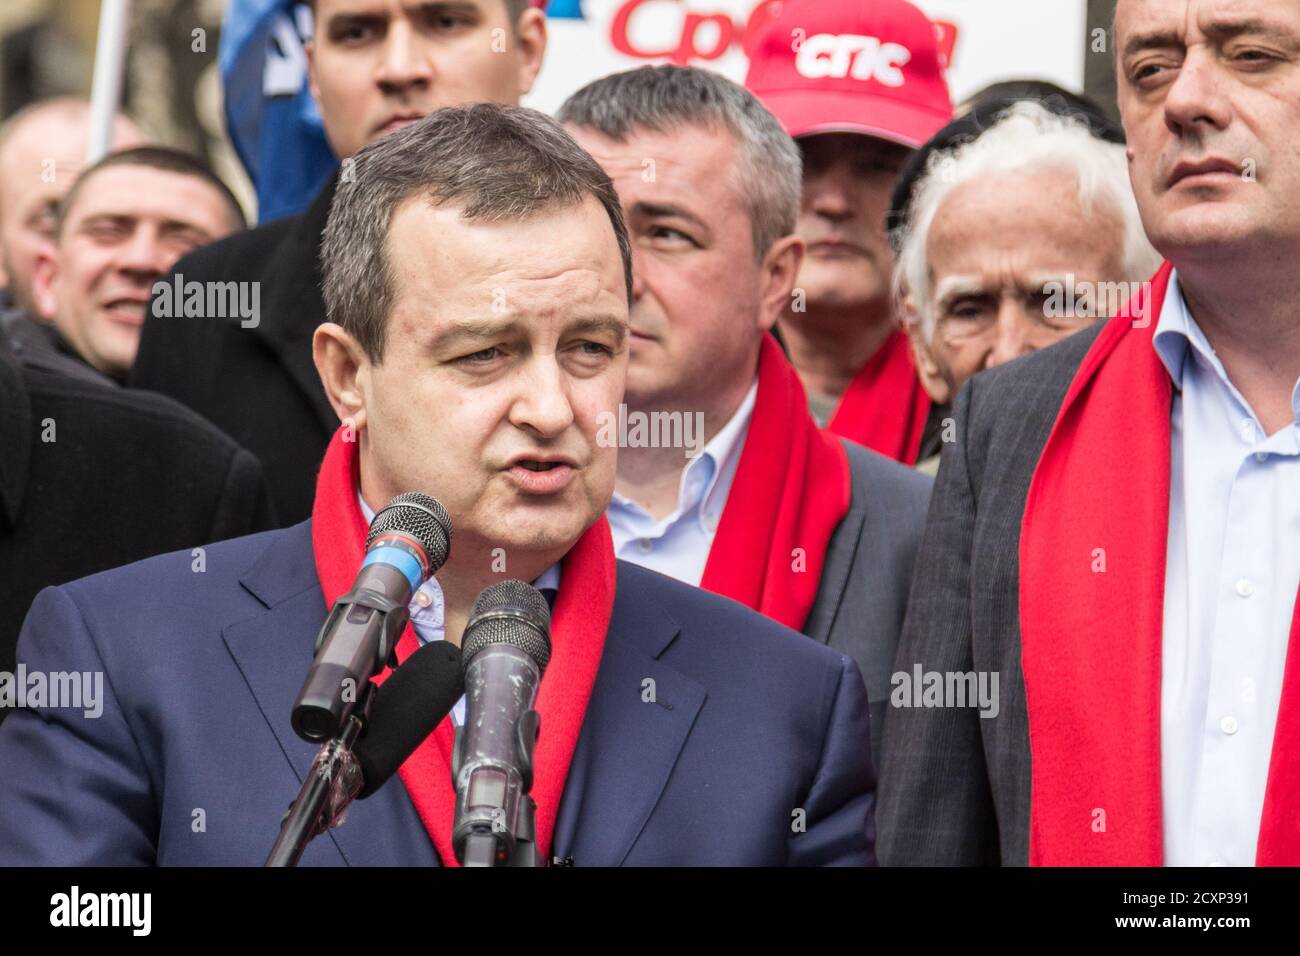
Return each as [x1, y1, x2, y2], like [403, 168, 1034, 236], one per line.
[559, 65, 931, 773]
[880, 0, 1300, 866]
[878, 325, 1101, 865]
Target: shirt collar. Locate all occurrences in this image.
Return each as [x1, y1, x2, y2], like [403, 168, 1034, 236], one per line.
[1153, 271, 1200, 390]
[1154, 269, 1242, 394]
[697, 378, 758, 518]
[609, 377, 758, 528]
[1152, 270, 1300, 428]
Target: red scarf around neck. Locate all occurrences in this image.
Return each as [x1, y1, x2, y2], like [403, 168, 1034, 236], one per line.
[1019, 261, 1300, 865]
[698, 334, 851, 632]
[826, 328, 930, 465]
[311, 427, 617, 866]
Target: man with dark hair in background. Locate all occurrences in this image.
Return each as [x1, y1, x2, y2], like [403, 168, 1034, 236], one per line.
[129, 0, 548, 526]
[17, 147, 245, 384]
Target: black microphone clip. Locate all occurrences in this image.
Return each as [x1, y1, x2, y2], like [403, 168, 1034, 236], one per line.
[312, 585, 411, 670]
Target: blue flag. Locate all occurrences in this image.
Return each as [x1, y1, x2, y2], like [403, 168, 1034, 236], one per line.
[546, 0, 585, 16]
[220, 0, 337, 224]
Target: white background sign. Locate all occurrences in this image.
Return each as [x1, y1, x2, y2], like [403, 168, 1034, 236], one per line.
[525, 0, 1089, 116]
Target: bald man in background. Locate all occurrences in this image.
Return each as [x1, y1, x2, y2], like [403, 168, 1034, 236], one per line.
[0, 97, 144, 328]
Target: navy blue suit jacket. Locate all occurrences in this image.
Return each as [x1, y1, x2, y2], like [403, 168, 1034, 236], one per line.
[0, 521, 875, 865]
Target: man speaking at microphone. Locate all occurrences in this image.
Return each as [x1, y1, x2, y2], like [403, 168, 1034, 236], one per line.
[0, 104, 876, 866]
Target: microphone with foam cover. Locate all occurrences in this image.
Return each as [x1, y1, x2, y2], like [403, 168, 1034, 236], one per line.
[354, 640, 464, 798]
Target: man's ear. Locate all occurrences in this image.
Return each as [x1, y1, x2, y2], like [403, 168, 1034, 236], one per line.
[30, 248, 61, 323]
[512, 8, 547, 98]
[314, 322, 370, 431]
[902, 298, 952, 405]
[305, 37, 321, 107]
[757, 234, 805, 333]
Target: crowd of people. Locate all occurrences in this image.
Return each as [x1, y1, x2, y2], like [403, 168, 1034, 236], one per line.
[0, 0, 1296, 867]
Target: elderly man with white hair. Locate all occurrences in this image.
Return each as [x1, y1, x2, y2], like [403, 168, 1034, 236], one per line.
[893, 100, 1162, 473]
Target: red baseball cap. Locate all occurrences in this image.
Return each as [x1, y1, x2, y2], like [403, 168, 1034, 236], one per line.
[744, 0, 953, 149]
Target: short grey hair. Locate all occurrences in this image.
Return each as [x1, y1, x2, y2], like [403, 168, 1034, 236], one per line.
[895, 100, 1162, 342]
[321, 103, 633, 361]
[557, 64, 801, 261]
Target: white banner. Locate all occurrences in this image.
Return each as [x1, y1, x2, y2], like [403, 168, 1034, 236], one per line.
[525, 0, 1089, 116]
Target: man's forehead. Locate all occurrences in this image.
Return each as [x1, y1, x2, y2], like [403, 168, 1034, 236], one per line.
[1117, 0, 1298, 43]
[395, 280, 628, 348]
[388, 198, 625, 300]
[801, 132, 909, 163]
[0, 140, 89, 188]
[568, 124, 742, 216]
[319, 0, 492, 18]
[0, 157, 84, 213]
[928, 231, 1121, 291]
[67, 168, 224, 224]
[571, 124, 732, 180]
[1, 126, 141, 198]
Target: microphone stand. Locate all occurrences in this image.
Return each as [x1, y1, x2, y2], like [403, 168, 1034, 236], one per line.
[265, 682, 374, 867]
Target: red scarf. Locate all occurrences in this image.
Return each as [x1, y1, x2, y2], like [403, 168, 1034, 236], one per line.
[1020, 261, 1300, 865]
[698, 334, 851, 632]
[826, 328, 930, 465]
[311, 428, 617, 866]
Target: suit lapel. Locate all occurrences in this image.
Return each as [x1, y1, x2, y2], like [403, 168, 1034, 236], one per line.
[223, 522, 436, 866]
[247, 175, 339, 436]
[803, 448, 866, 645]
[552, 568, 706, 865]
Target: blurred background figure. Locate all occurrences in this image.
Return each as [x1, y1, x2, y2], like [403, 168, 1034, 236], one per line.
[0, 97, 143, 328]
[18, 146, 244, 383]
[0, 329, 274, 699]
[745, 0, 952, 465]
[891, 101, 1160, 473]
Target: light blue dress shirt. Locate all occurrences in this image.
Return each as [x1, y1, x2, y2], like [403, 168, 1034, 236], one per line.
[1153, 272, 1300, 866]
[608, 380, 758, 586]
[358, 493, 561, 725]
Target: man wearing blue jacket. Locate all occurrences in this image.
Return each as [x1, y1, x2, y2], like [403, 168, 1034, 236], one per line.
[0, 104, 876, 867]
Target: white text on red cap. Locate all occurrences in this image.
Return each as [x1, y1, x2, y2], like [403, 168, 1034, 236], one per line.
[795, 35, 912, 87]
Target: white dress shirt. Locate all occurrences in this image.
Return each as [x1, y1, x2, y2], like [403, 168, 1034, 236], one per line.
[608, 380, 758, 586]
[1154, 272, 1300, 866]
[358, 493, 561, 725]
